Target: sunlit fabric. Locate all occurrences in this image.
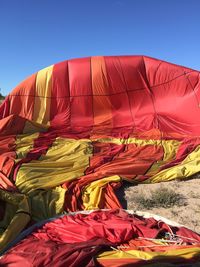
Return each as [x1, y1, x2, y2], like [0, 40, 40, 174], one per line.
[0, 55, 200, 265]
[1, 210, 200, 266]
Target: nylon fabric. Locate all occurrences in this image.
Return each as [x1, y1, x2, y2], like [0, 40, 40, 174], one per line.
[33, 66, 53, 125]
[16, 137, 92, 193]
[0, 55, 200, 264]
[82, 175, 121, 210]
[1, 210, 200, 266]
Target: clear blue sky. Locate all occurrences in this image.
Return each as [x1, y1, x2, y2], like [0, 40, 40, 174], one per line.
[0, 0, 200, 95]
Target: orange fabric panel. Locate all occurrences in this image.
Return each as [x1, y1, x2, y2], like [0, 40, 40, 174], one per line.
[103, 182, 122, 209]
[91, 56, 113, 131]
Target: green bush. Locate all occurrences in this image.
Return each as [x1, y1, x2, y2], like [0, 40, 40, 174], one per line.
[134, 187, 186, 209]
[0, 93, 5, 102]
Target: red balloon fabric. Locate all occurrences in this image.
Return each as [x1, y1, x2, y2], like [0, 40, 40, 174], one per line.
[0, 56, 200, 265]
[1, 210, 200, 267]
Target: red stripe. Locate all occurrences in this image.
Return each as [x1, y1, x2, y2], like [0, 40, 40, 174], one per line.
[0, 97, 10, 119]
[104, 56, 133, 130]
[9, 74, 36, 121]
[13, 131, 56, 181]
[0, 135, 17, 191]
[68, 57, 93, 131]
[50, 61, 70, 129]
[118, 56, 156, 131]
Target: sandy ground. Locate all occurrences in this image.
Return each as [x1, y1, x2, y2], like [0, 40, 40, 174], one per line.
[117, 175, 200, 233]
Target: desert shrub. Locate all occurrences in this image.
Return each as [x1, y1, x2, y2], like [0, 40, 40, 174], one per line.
[134, 187, 186, 209]
[0, 93, 5, 101]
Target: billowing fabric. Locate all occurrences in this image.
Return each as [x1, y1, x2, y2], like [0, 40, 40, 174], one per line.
[0, 210, 200, 266]
[1, 55, 200, 264]
[0, 189, 30, 252]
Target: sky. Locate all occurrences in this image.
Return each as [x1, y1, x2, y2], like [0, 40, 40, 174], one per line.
[0, 0, 200, 95]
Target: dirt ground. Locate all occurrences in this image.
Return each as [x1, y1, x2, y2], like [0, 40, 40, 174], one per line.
[117, 175, 200, 233]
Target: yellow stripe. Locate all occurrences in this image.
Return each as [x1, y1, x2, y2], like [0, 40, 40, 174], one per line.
[0, 190, 30, 253]
[82, 175, 121, 210]
[144, 140, 180, 176]
[97, 247, 200, 261]
[15, 137, 92, 193]
[149, 144, 200, 183]
[33, 66, 53, 125]
[16, 135, 182, 188]
[29, 186, 67, 221]
[92, 136, 180, 148]
[15, 137, 92, 221]
[15, 132, 39, 161]
[162, 140, 180, 162]
[22, 120, 48, 134]
[92, 137, 180, 166]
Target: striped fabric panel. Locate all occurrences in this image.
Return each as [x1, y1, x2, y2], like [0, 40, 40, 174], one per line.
[91, 56, 113, 131]
[15, 137, 92, 194]
[82, 175, 121, 210]
[69, 57, 93, 130]
[15, 132, 40, 161]
[9, 73, 36, 121]
[104, 56, 133, 130]
[33, 66, 53, 126]
[50, 61, 70, 128]
[97, 247, 200, 266]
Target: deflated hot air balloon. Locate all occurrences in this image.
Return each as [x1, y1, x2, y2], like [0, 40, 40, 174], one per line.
[0, 56, 200, 265]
